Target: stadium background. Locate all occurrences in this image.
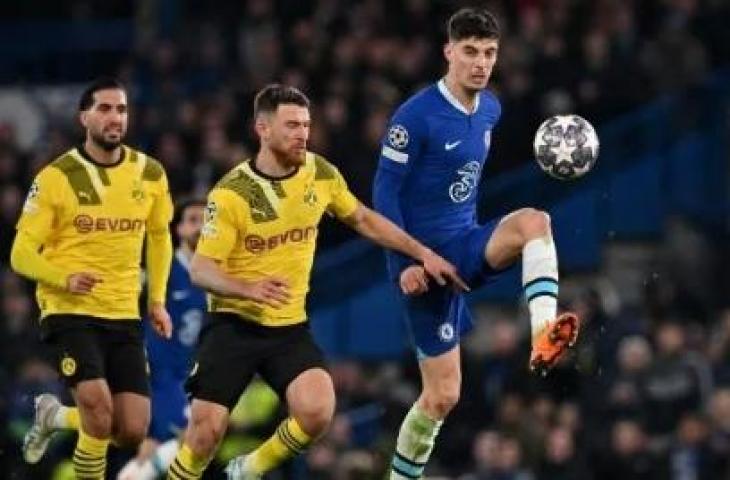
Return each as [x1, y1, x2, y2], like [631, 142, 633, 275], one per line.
[1, 0, 729, 478]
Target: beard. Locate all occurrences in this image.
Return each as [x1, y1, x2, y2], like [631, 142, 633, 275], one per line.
[90, 130, 123, 152]
[271, 142, 306, 167]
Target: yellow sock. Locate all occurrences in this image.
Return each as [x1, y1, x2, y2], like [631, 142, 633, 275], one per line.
[167, 443, 208, 479]
[73, 429, 109, 480]
[51, 405, 80, 430]
[246, 417, 312, 474]
[64, 406, 80, 430]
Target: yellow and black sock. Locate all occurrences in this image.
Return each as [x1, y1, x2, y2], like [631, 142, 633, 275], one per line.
[55, 405, 80, 430]
[167, 443, 208, 479]
[246, 417, 312, 474]
[73, 429, 109, 480]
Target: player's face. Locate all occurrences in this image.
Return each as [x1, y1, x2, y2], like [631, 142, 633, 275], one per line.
[261, 104, 310, 167]
[445, 37, 499, 91]
[177, 205, 204, 250]
[80, 89, 128, 151]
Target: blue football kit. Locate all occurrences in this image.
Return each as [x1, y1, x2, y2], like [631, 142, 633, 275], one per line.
[143, 249, 206, 441]
[373, 79, 504, 357]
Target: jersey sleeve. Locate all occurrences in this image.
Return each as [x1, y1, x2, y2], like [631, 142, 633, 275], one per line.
[15, 167, 63, 243]
[327, 167, 360, 220]
[195, 188, 242, 261]
[376, 104, 427, 176]
[147, 170, 174, 233]
[373, 105, 427, 280]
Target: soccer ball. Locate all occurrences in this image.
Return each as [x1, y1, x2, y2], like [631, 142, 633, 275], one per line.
[533, 114, 599, 180]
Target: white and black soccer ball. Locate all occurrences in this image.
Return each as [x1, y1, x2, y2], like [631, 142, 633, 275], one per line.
[533, 114, 599, 180]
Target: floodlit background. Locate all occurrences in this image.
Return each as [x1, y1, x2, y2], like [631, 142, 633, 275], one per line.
[1, 1, 729, 478]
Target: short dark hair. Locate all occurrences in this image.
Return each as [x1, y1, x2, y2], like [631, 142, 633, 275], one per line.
[173, 198, 207, 227]
[447, 8, 500, 42]
[78, 77, 127, 112]
[253, 83, 310, 118]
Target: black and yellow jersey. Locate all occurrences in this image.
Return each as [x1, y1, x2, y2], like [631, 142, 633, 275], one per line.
[196, 152, 359, 327]
[16, 145, 173, 320]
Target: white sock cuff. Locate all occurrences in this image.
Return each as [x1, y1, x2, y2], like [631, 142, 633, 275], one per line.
[522, 236, 558, 284]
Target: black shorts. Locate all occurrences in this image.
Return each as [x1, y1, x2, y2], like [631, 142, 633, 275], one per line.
[41, 314, 149, 396]
[186, 312, 327, 410]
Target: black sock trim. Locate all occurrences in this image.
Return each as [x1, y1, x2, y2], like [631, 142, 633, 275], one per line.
[394, 451, 426, 467]
[391, 463, 421, 479]
[524, 276, 558, 289]
[526, 291, 558, 302]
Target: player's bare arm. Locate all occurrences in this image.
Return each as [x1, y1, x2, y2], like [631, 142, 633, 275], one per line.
[189, 253, 291, 308]
[341, 203, 469, 291]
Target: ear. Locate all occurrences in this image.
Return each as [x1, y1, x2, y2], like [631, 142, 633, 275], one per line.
[444, 42, 453, 62]
[254, 116, 269, 141]
[175, 221, 184, 238]
[79, 111, 88, 129]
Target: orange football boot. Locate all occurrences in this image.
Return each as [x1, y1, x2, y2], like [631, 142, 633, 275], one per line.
[529, 312, 580, 375]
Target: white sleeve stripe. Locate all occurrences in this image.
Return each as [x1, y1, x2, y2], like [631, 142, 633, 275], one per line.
[382, 145, 409, 164]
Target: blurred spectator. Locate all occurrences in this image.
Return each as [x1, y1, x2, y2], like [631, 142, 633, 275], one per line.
[595, 420, 666, 480]
[643, 322, 712, 437]
[537, 426, 587, 480]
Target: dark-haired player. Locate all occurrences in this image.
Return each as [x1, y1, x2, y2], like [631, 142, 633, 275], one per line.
[11, 77, 174, 479]
[372, 9, 580, 478]
[165, 83, 467, 480]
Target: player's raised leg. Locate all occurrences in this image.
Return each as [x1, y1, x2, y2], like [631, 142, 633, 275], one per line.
[390, 347, 459, 480]
[485, 207, 579, 373]
[225, 367, 334, 479]
[167, 399, 228, 480]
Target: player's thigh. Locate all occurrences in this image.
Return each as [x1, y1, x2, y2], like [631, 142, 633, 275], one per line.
[484, 208, 550, 269]
[104, 322, 150, 397]
[402, 286, 471, 358]
[258, 325, 328, 401]
[42, 315, 107, 389]
[438, 219, 509, 287]
[185, 314, 258, 411]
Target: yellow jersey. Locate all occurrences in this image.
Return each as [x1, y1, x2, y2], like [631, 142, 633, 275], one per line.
[196, 152, 359, 327]
[16, 145, 173, 320]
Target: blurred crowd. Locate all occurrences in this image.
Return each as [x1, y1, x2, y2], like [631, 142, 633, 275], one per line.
[1, 0, 730, 478]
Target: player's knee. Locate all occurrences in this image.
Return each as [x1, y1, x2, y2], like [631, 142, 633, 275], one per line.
[187, 415, 226, 458]
[293, 396, 335, 438]
[517, 208, 550, 240]
[76, 394, 113, 436]
[112, 420, 148, 449]
[422, 383, 460, 418]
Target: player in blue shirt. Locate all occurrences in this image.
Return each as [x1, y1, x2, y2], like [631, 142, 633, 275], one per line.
[117, 199, 207, 480]
[373, 8, 580, 479]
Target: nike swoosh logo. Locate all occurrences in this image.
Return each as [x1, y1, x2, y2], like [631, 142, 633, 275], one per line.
[445, 140, 462, 151]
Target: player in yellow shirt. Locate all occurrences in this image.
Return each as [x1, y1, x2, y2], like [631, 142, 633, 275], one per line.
[164, 84, 468, 480]
[10, 77, 174, 480]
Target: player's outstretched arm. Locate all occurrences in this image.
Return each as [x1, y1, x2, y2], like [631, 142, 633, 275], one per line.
[341, 204, 469, 291]
[10, 230, 102, 293]
[189, 253, 291, 308]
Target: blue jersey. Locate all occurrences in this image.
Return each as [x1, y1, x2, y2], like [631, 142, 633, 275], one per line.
[144, 250, 207, 377]
[373, 80, 501, 279]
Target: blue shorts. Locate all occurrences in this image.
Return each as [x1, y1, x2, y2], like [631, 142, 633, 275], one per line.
[400, 219, 508, 358]
[149, 369, 189, 442]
